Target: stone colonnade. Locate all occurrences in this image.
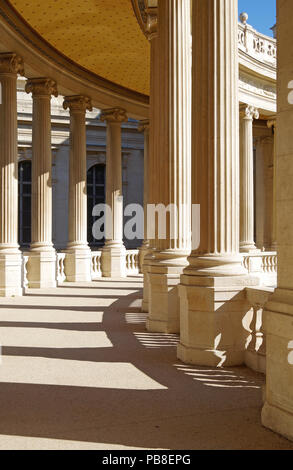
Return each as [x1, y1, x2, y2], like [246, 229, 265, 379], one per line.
[0, 53, 133, 294]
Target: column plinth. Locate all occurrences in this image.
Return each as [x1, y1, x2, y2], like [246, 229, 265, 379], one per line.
[25, 78, 58, 288]
[63, 96, 92, 282]
[100, 108, 127, 278]
[240, 105, 259, 253]
[0, 53, 24, 296]
[178, 0, 257, 367]
[146, 0, 192, 333]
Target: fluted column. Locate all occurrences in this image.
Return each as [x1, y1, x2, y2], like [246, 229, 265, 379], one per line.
[0, 53, 24, 297]
[240, 105, 259, 252]
[25, 78, 58, 288]
[146, 0, 192, 333]
[261, 0, 293, 440]
[63, 95, 92, 282]
[100, 108, 127, 278]
[138, 120, 150, 270]
[267, 119, 277, 251]
[178, 0, 254, 367]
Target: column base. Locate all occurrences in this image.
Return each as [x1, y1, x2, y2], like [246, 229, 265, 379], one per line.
[102, 245, 126, 278]
[141, 255, 152, 313]
[25, 250, 57, 289]
[240, 244, 261, 254]
[139, 243, 150, 274]
[245, 350, 266, 374]
[0, 252, 23, 297]
[147, 269, 183, 334]
[178, 273, 260, 367]
[64, 249, 91, 282]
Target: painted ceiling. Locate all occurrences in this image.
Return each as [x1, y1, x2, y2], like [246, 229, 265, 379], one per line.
[9, 0, 150, 96]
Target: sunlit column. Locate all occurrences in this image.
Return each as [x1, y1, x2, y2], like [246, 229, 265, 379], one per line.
[138, 120, 150, 271]
[100, 108, 127, 278]
[25, 78, 58, 288]
[240, 105, 259, 253]
[63, 95, 92, 282]
[0, 53, 24, 296]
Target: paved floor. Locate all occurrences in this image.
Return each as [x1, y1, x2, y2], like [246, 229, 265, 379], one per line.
[0, 276, 292, 450]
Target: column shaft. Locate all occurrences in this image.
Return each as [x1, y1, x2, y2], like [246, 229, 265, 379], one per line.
[100, 108, 127, 278]
[25, 78, 58, 288]
[63, 95, 92, 282]
[146, 0, 192, 333]
[138, 120, 150, 272]
[0, 53, 24, 296]
[240, 105, 259, 253]
[178, 0, 255, 367]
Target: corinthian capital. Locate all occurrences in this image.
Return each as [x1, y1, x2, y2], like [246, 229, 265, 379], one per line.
[131, 1, 158, 41]
[240, 105, 259, 120]
[63, 95, 93, 113]
[0, 53, 24, 76]
[138, 119, 150, 133]
[25, 78, 58, 97]
[100, 108, 128, 123]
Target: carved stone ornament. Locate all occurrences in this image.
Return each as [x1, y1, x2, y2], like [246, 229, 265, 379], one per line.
[100, 108, 128, 123]
[0, 52, 24, 75]
[63, 95, 93, 113]
[240, 104, 259, 120]
[25, 78, 58, 97]
[131, 0, 158, 41]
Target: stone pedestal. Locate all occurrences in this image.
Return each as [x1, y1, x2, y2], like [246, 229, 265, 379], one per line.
[100, 108, 128, 278]
[146, 0, 192, 333]
[25, 78, 58, 288]
[178, 0, 255, 366]
[261, 0, 293, 441]
[0, 53, 24, 297]
[63, 96, 93, 282]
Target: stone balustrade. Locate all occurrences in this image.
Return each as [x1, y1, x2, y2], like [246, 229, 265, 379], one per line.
[241, 252, 277, 287]
[126, 250, 140, 275]
[56, 252, 66, 285]
[244, 286, 274, 374]
[238, 21, 276, 66]
[91, 251, 102, 280]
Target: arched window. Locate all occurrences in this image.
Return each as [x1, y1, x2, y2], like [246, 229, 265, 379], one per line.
[87, 164, 106, 246]
[18, 160, 32, 247]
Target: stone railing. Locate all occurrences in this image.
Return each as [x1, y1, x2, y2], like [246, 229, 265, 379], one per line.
[126, 250, 140, 275]
[91, 251, 102, 280]
[238, 20, 276, 66]
[242, 252, 277, 287]
[22, 254, 29, 290]
[244, 287, 274, 374]
[56, 252, 66, 285]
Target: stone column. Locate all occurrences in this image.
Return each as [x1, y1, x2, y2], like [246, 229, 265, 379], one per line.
[0, 53, 24, 297]
[267, 119, 277, 251]
[138, 120, 150, 271]
[63, 96, 92, 282]
[100, 108, 127, 278]
[240, 105, 259, 253]
[25, 78, 58, 288]
[146, 0, 192, 333]
[261, 0, 293, 441]
[178, 0, 255, 367]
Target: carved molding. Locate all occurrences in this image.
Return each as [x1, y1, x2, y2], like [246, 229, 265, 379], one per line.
[100, 108, 128, 123]
[25, 77, 58, 97]
[240, 104, 259, 120]
[0, 52, 24, 75]
[131, 0, 158, 41]
[63, 95, 92, 113]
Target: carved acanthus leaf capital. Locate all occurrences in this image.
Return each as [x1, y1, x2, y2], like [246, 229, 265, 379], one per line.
[63, 95, 92, 113]
[100, 108, 128, 124]
[0, 53, 24, 76]
[25, 78, 58, 97]
[267, 118, 277, 131]
[138, 119, 150, 133]
[240, 105, 259, 121]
